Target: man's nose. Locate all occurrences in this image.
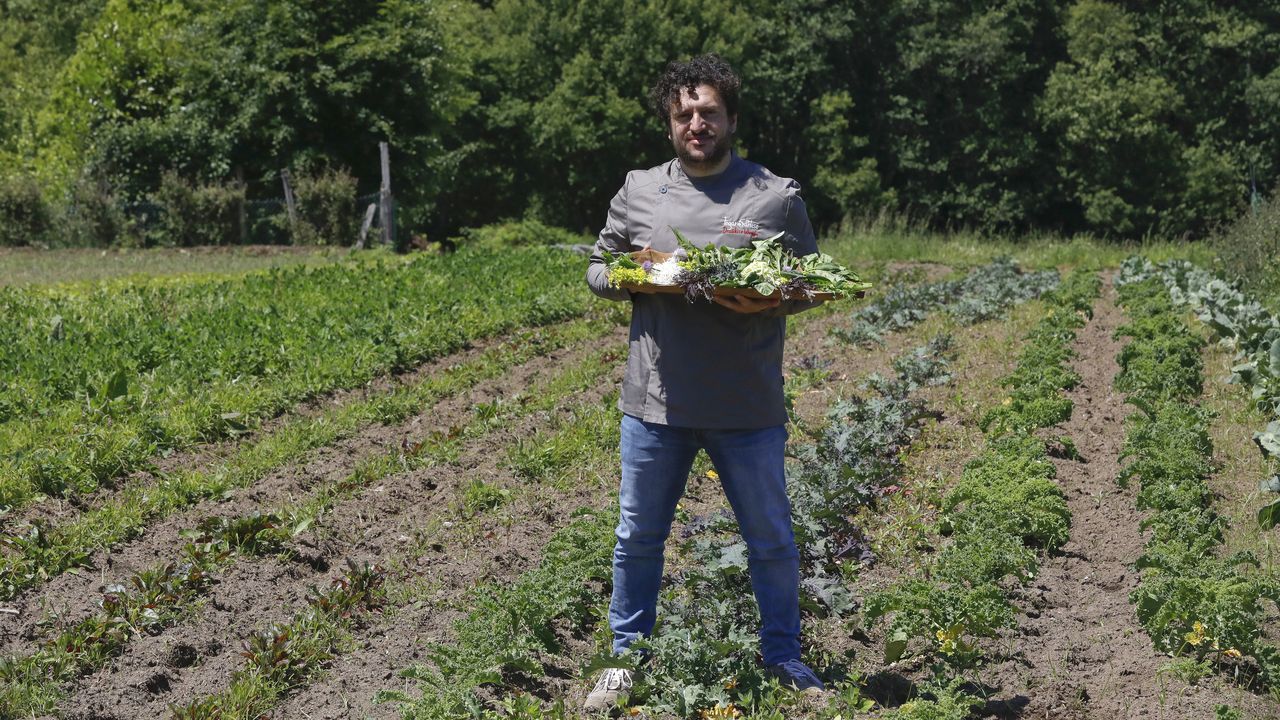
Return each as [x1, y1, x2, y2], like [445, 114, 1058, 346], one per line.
[689, 113, 706, 132]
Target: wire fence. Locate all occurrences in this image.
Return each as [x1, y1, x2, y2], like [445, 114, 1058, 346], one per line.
[117, 191, 390, 246]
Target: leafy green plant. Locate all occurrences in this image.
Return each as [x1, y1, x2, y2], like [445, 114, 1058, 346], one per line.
[1113, 264, 1280, 690]
[865, 579, 1015, 666]
[878, 678, 982, 720]
[0, 243, 597, 520]
[834, 257, 1059, 346]
[942, 436, 1070, 551]
[462, 479, 510, 515]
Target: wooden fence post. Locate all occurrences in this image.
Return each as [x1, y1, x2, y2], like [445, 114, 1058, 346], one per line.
[280, 169, 299, 236]
[356, 203, 377, 249]
[379, 142, 394, 247]
[236, 166, 248, 245]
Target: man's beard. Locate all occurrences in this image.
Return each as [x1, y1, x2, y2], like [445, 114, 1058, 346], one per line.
[674, 131, 733, 173]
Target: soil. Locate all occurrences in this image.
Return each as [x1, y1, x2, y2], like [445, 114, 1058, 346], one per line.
[9, 268, 1280, 720]
[977, 276, 1276, 720]
[49, 331, 628, 719]
[1, 318, 625, 657]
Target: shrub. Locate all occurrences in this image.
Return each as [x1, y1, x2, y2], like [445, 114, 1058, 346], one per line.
[290, 166, 358, 246]
[0, 174, 53, 247]
[455, 219, 587, 250]
[56, 175, 132, 247]
[152, 170, 245, 246]
[1213, 187, 1280, 301]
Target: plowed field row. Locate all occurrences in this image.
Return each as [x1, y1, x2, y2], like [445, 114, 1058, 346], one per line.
[5, 257, 1277, 720]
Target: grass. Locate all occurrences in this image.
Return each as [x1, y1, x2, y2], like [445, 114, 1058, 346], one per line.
[819, 221, 1216, 270]
[1199, 325, 1280, 577]
[859, 299, 1047, 574]
[0, 244, 348, 286]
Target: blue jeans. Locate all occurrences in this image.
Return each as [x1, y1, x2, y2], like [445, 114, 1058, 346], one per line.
[609, 414, 801, 666]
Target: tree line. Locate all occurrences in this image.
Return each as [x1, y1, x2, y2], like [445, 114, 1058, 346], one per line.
[1, 0, 1277, 245]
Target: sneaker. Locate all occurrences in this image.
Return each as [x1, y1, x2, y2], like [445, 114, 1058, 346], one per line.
[584, 667, 634, 711]
[765, 659, 825, 695]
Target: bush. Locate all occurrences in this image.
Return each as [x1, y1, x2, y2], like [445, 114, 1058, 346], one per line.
[454, 219, 588, 250]
[152, 170, 246, 246]
[1213, 187, 1280, 301]
[0, 174, 54, 247]
[290, 166, 358, 246]
[56, 176, 132, 247]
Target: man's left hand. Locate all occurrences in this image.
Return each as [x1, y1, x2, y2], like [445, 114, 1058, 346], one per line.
[712, 294, 782, 314]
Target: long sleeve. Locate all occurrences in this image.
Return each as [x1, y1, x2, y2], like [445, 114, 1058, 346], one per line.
[764, 181, 822, 318]
[586, 176, 634, 302]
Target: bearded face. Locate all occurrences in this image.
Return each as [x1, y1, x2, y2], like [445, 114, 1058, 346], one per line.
[667, 84, 736, 175]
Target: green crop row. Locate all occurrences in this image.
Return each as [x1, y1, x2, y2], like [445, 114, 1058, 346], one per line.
[381, 337, 946, 720]
[1111, 271, 1280, 691]
[0, 312, 621, 601]
[1118, 256, 1280, 529]
[149, 354, 626, 718]
[834, 257, 1059, 347]
[864, 268, 1098, 718]
[0, 245, 595, 515]
[379, 268, 1091, 719]
[628, 335, 959, 718]
[169, 397, 601, 720]
[1, 338, 628, 718]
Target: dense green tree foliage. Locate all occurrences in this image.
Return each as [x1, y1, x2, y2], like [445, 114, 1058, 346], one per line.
[1, 0, 1277, 242]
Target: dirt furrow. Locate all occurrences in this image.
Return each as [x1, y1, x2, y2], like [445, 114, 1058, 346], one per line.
[0, 322, 626, 658]
[983, 276, 1268, 719]
[52, 353, 627, 719]
[267, 287, 962, 719]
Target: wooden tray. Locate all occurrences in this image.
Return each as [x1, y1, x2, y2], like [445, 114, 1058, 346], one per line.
[619, 281, 842, 301]
[620, 248, 864, 301]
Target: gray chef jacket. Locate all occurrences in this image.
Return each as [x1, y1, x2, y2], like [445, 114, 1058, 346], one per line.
[586, 153, 819, 429]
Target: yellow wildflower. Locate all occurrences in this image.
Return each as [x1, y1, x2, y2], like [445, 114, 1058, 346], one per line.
[699, 704, 741, 719]
[1185, 621, 1208, 647]
[706, 469, 720, 480]
[1223, 648, 1243, 658]
[936, 625, 962, 655]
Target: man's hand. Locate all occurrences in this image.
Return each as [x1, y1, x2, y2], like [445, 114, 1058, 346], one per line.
[712, 294, 782, 314]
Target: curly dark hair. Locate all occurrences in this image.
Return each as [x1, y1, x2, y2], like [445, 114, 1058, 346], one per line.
[648, 53, 741, 125]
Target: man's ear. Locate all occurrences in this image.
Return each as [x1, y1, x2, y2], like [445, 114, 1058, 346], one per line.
[729, 114, 738, 135]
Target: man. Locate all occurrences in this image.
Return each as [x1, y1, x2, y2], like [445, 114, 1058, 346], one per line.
[583, 54, 824, 712]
